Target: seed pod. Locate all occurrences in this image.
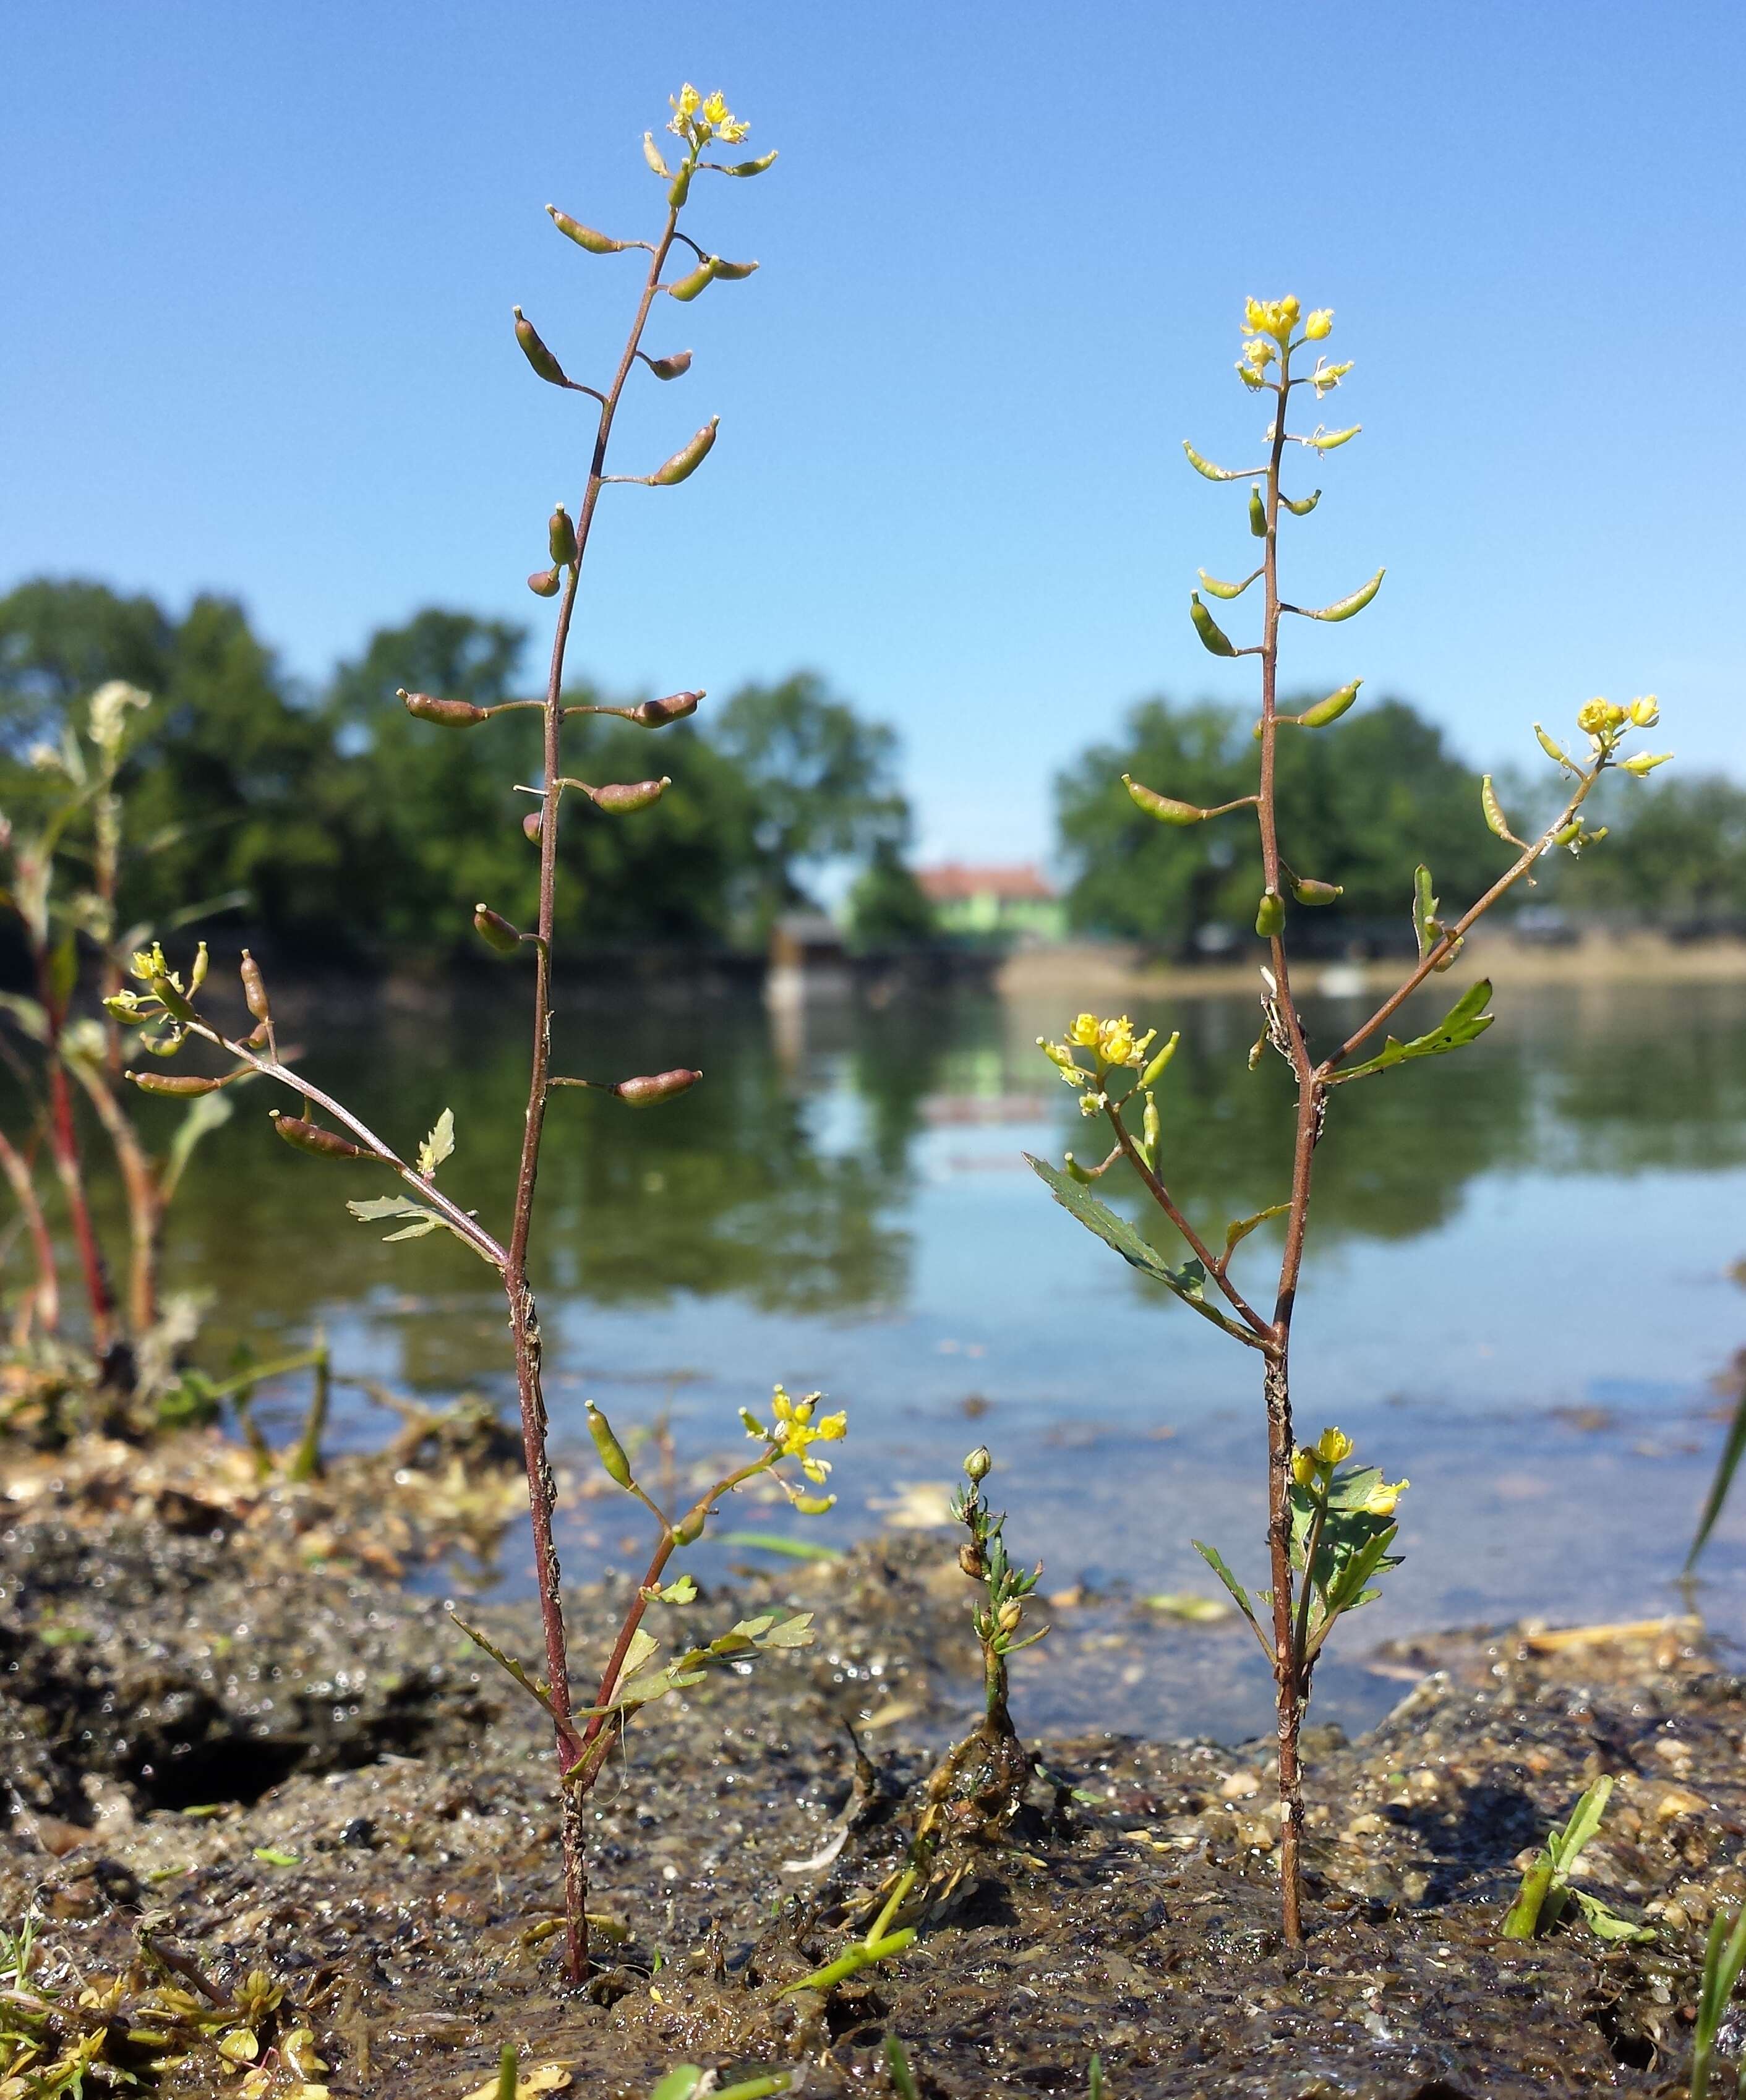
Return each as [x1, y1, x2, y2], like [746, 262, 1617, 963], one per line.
[1298, 568, 1384, 622]
[719, 150, 779, 176]
[964, 1445, 993, 1483]
[1124, 774, 1205, 825]
[1182, 442, 1244, 481]
[643, 350, 693, 381]
[585, 777, 671, 814]
[188, 941, 210, 992]
[667, 163, 692, 210]
[401, 688, 489, 727]
[1291, 877, 1343, 905]
[709, 257, 759, 280]
[272, 1114, 372, 1161]
[672, 1503, 708, 1545]
[241, 949, 271, 1023]
[1294, 679, 1362, 728]
[1198, 567, 1260, 600]
[1534, 723, 1572, 766]
[1620, 750, 1673, 776]
[630, 690, 701, 727]
[586, 1401, 635, 1488]
[512, 307, 567, 386]
[1189, 594, 1237, 657]
[667, 258, 719, 302]
[1248, 485, 1267, 537]
[1281, 489, 1322, 516]
[149, 974, 197, 1025]
[643, 132, 670, 178]
[791, 1492, 836, 1515]
[612, 1067, 702, 1106]
[523, 809, 544, 844]
[545, 206, 631, 254]
[1255, 891, 1286, 938]
[1309, 425, 1361, 451]
[1142, 1092, 1160, 1156]
[127, 1070, 225, 1096]
[548, 504, 578, 566]
[1140, 1031, 1180, 1087]
[528, 567, 562, 598]
[473, 905, 523, 955]
[1552, 819, 1582, 847]
[1480, 775, 1517, 842]
[651, 419, 719, 485]
[957, 1542, 986, 1578]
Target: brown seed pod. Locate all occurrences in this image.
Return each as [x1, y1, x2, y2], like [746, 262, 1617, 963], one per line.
[630, 691, 701, 728]
[612, 1068, 702, 1107]
[401, 689, 489, 727]
[271, 1114, 372, 1161]
[585, 778, 670, 814]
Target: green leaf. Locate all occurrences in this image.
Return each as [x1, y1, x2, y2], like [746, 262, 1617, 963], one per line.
[716, 1530, 842, 1561]
[1192, 1540, 1262, 1632]
[0, 992, 49, 1043]
[1569, 1887, 1653, 1944]
[619, 1627, 660, 1681]
[161, 1088, 236, 1205]
[347, 1193, 450, 1244]
[1332, 980, 1495, 1084]
[251, 1846, 299, 1867]
[1688, 1372, 1746, 1569]
[1547, 1777, 1612, 1874]
[1223, 1203, 1290, 1264]
[648, 2072, 703, 2100]
[416, 1108, 455, 1180]
[1028, 1156, 1251, 1338]
[643, 1573, 698, 1605]
[448, 1610, 558, 1723]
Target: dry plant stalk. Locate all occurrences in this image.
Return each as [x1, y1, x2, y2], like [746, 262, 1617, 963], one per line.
[1033, 294, 1668, 1946]
[108, 85, 842, 1986]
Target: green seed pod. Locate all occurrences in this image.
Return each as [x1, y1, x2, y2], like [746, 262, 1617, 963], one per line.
[548, 504, 578, 566]
[1552, 819, 1582, 847]
[1142, 1092, 1160, 1158]
[1481, 775, 1515, 842]
[1140, 1031, 1179, 1087]
[630, 689, 702, 727]
[964, 1445, 992, 1483]
[709, 257, 759, 280]
[149, 974, 197, 1025]
[1295, 679, 1362, 729]
[586, 777, 670, 813]
[1124, 774, 1204, 825]
[1281, 489, 1322, 516]
[188, 941, 209, 992]
[522, 810, 544, 844]
[527, 567, 562, 598]
[545, 206, 631, 254]
[642, 350, 693, 381]
[400, 688, 489, 727]
[1198, 567, 1260, 601]
[1248, 485, 1267, 537]
[672, 1503, 708, 1545]
[642, 132, 670, 178]
[719, 150, 779, 176]
[1291, 877, 1343, 905]
[651, 419, 719, 484]
[790, 1493, 836, 1516]
[473, 905, 523, 955]
[612, 1067, 702, 1106]
[272, 1114, 371, 1161]
[1189, 594, 1237, 658]
[1063, 1153, 1098, 1184]
[668, 162, 692, 210]
[1309, 425, 1361, 451]
[586, 1401, 635, 1488]
[240, 949, 271, 1024]
[1255, 891, 1286, 938]
[667, 258, 719, 302]
[1182, 442, 1244, 482]
[1534, 723, 1572, 766]
[127, 1070, 224, 1096]
[512, 307, 567, 386]
[1298, 568, 1384, 622]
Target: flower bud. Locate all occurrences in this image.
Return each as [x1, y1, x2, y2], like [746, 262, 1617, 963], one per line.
[400, 688, 489, 727]
[964, 1445, 992, 1483]
[651, 419, 719, 485]
[546, 206, 631, 254]
[1304, 309, 1334, 339]
[1294, 680, 1361, 728]
[643, 350, 693, 381]
[1291, 877, 1342, 906]
[1255, 892, 1285, 938]
[585, 777, 671, 813]
[240, 950, 271, 1024]
[720, 150, 779, 176]
[1627, 696, 1660, 727]
[1248, 485, 1267, 538]
[473, 905, 523, 955]
[667, 258, 719, 302]
[512, 307, 567, 386]
[586, 1401, 635, 1488]
[997, 1599, 1024, 1634]
[523, 809, 545, 844]
[272, 1114, 372, 1161]
[630, 689, 701, 727]
[1124, 775, 1205, 825]
[1314, 1426, 1353, 1465]
[612, 1067, 703, 1107]
[127, 1071, 225, 1096]
[548, 505, 578, 566]
[1291, 1449, 1317, 1487]
[1189, 594, 1236, 657]
[528, 567, 562, 598]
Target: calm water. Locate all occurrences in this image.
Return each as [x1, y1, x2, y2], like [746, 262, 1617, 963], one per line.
[142, 969, 1746, 1739]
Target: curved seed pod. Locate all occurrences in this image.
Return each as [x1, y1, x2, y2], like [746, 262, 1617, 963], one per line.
[1248, 485, 1268, 538]
[1282, 489, 1322, 516]
[1198, 567, 1260, 600]
[1291, 877, 1343, 905]
[1124, 774, 1205, 825]
[527, 567, 562, 598]
[651, 419, 719, 485]
[1294, 679, 1363, 728]
[272, 1114, 372, 1161]
[1255, 892, 1286, 938]
[586, 1401, 635, 1488]
[630, 690, 702, 727]
[473, 905, 523, 955]
[612, 1067, 702, 1106]
[149, 974, 197, 1025]
[643, 132, 671, 178]
[1552, 819, 1582, 847]
[1309, 425, 1361, 451]
[512, 307, 567, 386]
[668, 163, 692, 210]
[642, 349, 693, 380]
[522, 810, 544, 844]
[1296, 568, 1384, 623]
[1189, 594, 1237, 657]
[545, 206, 631, 254]
[719, 150, 778, 176]
[241, 949, 271, 1023]
[1534, 723, 1573, 767]
[586, 777, 671, 813]
[667, 258, 719, 302]
[709, 257, 759, 281]
[127, 1070, 226, 1096]
[672, 1503, 708, 1545]
[1480, 775, 1520, 843]
[1620, 749, 1673, 775]
[400, 688, 489, 727]
[1140, 1031, 1181, 1087]
[1063, 1153, 1100, 1185]
[1183, 442, 1245, 481]
[548, 504, 578, 566]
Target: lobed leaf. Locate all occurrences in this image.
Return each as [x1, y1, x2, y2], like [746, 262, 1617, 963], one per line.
[1332, 980, 1495, 1084]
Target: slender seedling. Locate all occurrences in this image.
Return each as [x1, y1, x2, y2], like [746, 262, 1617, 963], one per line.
[1032, 295, 1669, 1945]
[1499, 1776, 1650, 1944]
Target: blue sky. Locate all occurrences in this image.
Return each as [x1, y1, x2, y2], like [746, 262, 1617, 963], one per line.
[3, 2, 1740, 863]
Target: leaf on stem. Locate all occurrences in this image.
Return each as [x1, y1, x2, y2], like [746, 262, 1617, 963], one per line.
[1330, 979, 1495, 1084]
[1192, 1540, 1264, 1636]
[448, 1610, 558, 1725]
[1220, 1203, 1290, 1269]
[416, 1108, 455, 1180]
[347, 1192, 469, 1245]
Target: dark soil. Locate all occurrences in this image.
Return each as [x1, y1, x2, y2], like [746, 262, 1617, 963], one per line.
[0, 1433, 1737, 2097]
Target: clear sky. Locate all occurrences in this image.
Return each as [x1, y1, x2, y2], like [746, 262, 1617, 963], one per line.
[3, 2, 1740, 864]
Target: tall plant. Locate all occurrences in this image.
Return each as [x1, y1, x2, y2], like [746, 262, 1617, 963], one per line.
[106, 86, 841, 1986]
[1032, 294, 1669, 1945]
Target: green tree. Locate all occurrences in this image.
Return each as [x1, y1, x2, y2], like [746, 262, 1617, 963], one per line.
[845, 837, 936, 950]
[1575, 774, 1746, 918]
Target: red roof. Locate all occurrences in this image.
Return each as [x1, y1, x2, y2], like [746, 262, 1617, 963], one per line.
[917, 862, 1056, 904]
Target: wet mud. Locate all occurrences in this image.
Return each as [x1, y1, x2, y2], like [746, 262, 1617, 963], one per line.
[0, 1433, 1738, 2096]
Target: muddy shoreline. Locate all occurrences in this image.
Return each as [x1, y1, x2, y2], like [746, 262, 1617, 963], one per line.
[0, 1434, 1739, 2096]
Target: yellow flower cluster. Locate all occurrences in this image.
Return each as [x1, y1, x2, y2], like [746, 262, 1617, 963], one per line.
[740, 1384, 847, 1483]
[1243, 295, 1300, 344]
[128, 941, 170, 984]
[1064, 1013, 1156, 1070]
[1236, 299, 1334, 388]
[668, 83, 751, 145]
[1291, 1425, 1408, 1514]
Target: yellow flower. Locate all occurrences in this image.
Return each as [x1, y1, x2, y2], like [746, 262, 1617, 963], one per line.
[1242, 296, 1300, 347]
[1577, 698, 1626, 737]
[1242, 336, 1277, 372]
[1066, 1013, 1102, 1048]
[128, 941, 169, 984]
[1361, 1476, 1410, 1517]
[1304, 309, 1334, 340]
[1314, 1426, 1353, 1466]
[673, 83, 701, 119]
[761, 1385, 847, 1482]
[1291, 1449, 1317, 1488]
[1627, 695, 1660, 727]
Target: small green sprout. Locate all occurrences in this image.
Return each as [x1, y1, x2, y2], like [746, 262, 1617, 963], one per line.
[1692, 1902, 1746, 2100]
[648, 2068, 791, 2100]
[1500, 1777, 1651, 1944]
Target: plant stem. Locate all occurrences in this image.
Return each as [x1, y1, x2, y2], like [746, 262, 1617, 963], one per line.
[0, 1124, 58, 1339]
[286, 1333, 330, 1483]
[67, 1055, 161, 1336]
